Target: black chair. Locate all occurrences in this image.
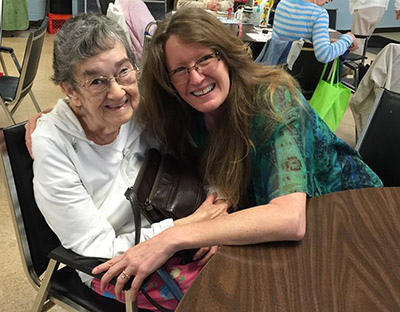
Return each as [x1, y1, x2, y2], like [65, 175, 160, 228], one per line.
[342, 34, 370, 92]
[0, 17, 47, 125]
[0, 123, 140, 312]
[286, 42, 331, 100]
[355, 88, 400, 186]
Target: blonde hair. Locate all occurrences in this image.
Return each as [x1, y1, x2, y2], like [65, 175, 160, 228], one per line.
[139, 8, 300, 206]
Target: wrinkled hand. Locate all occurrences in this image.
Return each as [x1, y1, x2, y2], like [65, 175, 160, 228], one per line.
[193, 245, 220, 266]
[25, 106, 54, 159]
[174, 193, 230, 226]
[396, 9, 400, 20]
[92, 233, 175, 301]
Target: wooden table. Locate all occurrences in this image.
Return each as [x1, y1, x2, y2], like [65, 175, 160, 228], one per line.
[176, 187, 400, 312]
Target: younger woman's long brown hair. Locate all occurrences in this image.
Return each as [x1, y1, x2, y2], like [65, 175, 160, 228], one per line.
[139, 8, 299, 207]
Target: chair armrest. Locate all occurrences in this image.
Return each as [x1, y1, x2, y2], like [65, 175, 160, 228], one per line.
[343, 60, 359, 71]
[49, 245, 184, 306]
[0, 46, 14, 54]
[0, 45, 22, 72]
[48, 245, 133, 290]
[353, 34, 370, 39]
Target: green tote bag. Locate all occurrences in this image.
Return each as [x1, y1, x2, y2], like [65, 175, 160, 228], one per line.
[309, 58, 351, 132]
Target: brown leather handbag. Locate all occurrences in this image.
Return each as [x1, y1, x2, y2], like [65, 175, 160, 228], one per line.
[125, 148, 206, 263]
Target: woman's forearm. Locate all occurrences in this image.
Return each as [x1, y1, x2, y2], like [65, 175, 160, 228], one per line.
[166, 192, 307, 252]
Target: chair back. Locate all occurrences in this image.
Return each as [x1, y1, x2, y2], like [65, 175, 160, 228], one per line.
[18, 17, 48, 101]
[287, 42, 326, 100]
[355, 88, 400, 186]
[143, 20, 158, 49]
[0, 123, 60, 289]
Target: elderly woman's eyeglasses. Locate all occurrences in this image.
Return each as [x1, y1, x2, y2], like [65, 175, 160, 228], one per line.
[168, 52, 221, 85]
[77, 65, 139, 95]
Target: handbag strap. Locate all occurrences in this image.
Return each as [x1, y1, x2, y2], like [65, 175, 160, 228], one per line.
[125, 186, 185, 308]
[125, 188, 142, 245]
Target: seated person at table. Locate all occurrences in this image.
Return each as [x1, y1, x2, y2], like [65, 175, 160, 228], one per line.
[176, 0, 234, 12]
[30, 13, 227, 311]
[272, 0, 359, 63]
[92, 8, 382, 301]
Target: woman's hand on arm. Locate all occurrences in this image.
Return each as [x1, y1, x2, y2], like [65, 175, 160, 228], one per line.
[174, 192, 230, 226]
[175, 193, 230, 264]
[25, 105, 55, 158]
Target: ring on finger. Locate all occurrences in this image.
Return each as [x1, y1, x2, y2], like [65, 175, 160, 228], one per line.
[120, 270, 130, 280]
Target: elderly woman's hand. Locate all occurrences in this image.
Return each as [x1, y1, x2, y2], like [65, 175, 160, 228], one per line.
[92, 231, 176, 301]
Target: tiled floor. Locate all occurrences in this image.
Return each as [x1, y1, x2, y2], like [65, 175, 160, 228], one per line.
[0, 27, 399, 311]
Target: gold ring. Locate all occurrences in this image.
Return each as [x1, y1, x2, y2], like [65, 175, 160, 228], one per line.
[120, 270, 130, 280]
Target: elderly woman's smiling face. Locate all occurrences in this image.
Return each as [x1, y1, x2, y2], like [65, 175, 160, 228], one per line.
[62, 41, 139, 142]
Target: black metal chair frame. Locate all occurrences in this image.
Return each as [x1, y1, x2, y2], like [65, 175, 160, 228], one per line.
[342, 34, 370, 92]
[0, 17, 47, 125]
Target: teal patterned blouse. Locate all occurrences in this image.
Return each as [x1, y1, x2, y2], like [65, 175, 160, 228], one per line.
[191, 87, 383, 206]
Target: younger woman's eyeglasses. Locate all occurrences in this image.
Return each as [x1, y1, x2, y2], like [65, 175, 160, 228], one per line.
[168, 52, 221, 85]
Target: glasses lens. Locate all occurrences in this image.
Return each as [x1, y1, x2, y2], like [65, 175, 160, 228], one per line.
[87, 77, 109, 94]
[197, 54, 217, 71]
[116, 68, 137, 86]
[170, 69, 187, 85]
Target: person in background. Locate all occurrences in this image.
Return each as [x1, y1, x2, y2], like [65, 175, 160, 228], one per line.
[176, 0, 234, 12]
[93, 8, 382, 301]
[272, 0, 359, 63]
[107, 0, 155, 64]
[30, 13, 227, 311]
[350, 0, 400, 55]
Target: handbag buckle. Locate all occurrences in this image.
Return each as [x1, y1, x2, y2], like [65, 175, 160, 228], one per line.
[144, 198, 153, 211]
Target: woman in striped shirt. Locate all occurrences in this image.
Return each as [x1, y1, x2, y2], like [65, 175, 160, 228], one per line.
[272, 0, 358, 63]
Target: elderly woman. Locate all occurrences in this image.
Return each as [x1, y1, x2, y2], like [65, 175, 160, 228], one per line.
[31, 13, 227, 310]
[93, 8, 382, 301]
